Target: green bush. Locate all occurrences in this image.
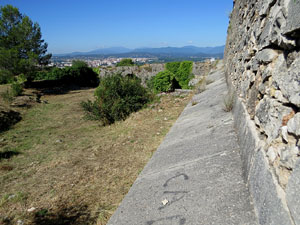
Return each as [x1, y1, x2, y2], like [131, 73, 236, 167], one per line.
[0, 70, 14, 84]
[165, 62, 181, 75]
[163, 61, 194, 90]
[175, 61, 194, 89]
[153, 71, 175, 92]
[62, 61, 99, 86]
[146, 76, 156, 90]
[10, 82, 23, 97]
[116, 58, 134, 67]
[32, 61, 99, 87]
[81, 73, 151, 125]
[0, 75, 25, 102]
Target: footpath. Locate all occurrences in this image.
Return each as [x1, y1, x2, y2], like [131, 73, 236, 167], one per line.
[107, 62, 258, 225]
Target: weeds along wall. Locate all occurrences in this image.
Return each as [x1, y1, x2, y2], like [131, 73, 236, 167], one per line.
[225, 0, 300, 224]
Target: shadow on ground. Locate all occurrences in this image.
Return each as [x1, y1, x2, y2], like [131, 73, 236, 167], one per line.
[0, 150, 20, 161]
[26, 80, 95, 96]
[33, 205, 94, 225]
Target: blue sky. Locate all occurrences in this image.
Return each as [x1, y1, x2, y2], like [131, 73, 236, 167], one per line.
[0, 0, 233, 54]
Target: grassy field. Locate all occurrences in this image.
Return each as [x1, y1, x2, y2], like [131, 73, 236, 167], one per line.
[0, 87, 192, 225]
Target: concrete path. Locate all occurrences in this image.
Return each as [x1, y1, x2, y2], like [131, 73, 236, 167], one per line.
[107, 63, 258, 225]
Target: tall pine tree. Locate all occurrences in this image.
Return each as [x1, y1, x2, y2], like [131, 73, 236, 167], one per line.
[0, 5, 51, 83]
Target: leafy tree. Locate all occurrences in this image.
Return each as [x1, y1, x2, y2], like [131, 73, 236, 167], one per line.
[0, 5, 51, 83]
[116, 58, 134, 67]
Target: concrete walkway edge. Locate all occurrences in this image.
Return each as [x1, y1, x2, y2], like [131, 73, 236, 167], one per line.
[107, 62, 258, 225]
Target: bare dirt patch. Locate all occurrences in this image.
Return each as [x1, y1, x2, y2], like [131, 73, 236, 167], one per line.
[0, 87, 191, 225]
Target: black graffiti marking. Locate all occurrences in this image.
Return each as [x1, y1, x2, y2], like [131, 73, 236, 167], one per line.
[163, 173, 189, 188]
[146, 215, 186, 225]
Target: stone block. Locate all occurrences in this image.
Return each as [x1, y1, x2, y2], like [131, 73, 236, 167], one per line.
[256, 49, 278, 64]
[233, 95, 259, 181]
[249, 150, 292, 225]
[286, 159, 300, 225]
[287, 113, 300, 136]
[284, 0, 300, 38]
[255, 96, 293, 139]
[273, 55, 300, 107]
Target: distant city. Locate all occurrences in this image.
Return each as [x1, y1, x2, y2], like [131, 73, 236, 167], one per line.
[50, 57, 156, 68]
[50, 45, 224, 68]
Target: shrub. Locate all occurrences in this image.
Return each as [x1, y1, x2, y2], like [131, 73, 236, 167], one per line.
[223, 92, 235, 112]
[10, 82, 23, 97]
[146, 76, 156, 90]
[32, 61, 99, 87]
[0, 70, 14, 84]
[62, 62, 99, 86]
[165, 62, 181, 75]
[0, 89, 13, 102]
[1, 74, 26, 102]
[1, 83, 23, 103]
[82, 73, 152, 125]
[153, 71, 175, 92]
[195, 77, 206, 94]
[80, 100, 101, 120]
[116, 58, 134, 67]
[93, 67, 101, 74]
[175, 61, 194, 89]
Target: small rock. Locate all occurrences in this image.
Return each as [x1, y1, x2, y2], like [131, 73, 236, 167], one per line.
[10, 96, 33, 107]
[55, 139, 63, 143]
[8, 194, 15, 200]
[164, 117, 168, 121]
[267, 146, 277, 163]
[17, 220, 24, 225]
[162, 199, 168, 206]
[274, 90, 288, 103]
[281, 126, 289, 143]
[280, 146, 299, 169]
[27, 207, 36, 212]
[287, 113, 300, 136]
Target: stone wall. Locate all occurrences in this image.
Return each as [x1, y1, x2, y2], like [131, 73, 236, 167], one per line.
[99, 64, 165, 84]
[98, 62, 213, 84]
[225, 0, 300, 224]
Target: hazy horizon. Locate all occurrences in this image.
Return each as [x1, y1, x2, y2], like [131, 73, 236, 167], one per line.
[55, 44, 225, 55]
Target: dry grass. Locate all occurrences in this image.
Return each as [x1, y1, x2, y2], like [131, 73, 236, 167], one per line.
[223, 92, 235, 112]
[195, 77, 207, 94]
[0, 87, 192, 225]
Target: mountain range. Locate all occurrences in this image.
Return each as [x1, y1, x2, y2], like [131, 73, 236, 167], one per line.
[55, 45, 225, 58]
